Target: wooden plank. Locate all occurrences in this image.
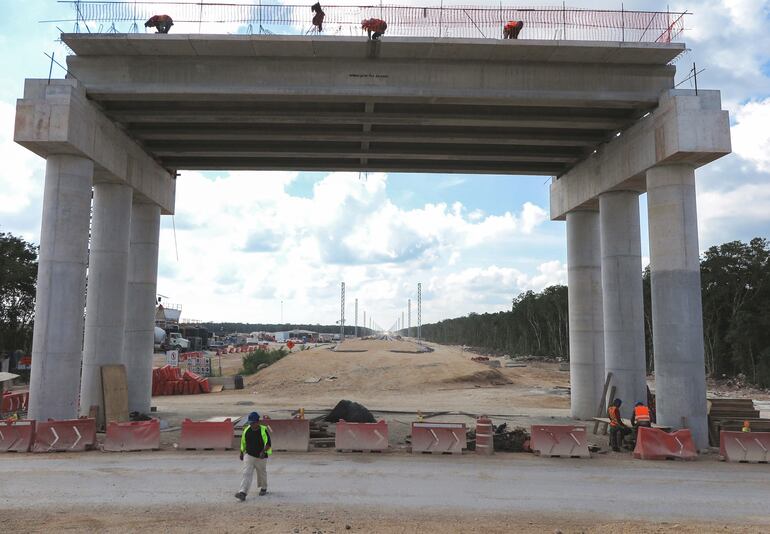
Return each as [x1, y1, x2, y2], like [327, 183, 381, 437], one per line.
[101, 364, 130, 425]
[592, 372, 613, 435]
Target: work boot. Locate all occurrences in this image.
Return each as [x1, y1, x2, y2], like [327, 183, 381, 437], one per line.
[259, 488, 268, 496]
[235, 492, 246, 501]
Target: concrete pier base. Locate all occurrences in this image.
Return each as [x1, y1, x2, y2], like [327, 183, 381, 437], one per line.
[566, 210, 604, 419]
[79, 182, 133, 424]
[28, 156, 94, 421]
[600, 191, 647, 417]
[123, 202, 161, 414]
[647, 164, 708, 448]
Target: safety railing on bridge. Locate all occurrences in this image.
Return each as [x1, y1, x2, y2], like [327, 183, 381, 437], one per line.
[52, 1, 688, 42]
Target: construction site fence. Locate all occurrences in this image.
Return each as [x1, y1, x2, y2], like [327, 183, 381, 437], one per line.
[56, 2, 687, 43]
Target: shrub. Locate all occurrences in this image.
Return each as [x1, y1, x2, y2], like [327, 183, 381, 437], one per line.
[240, 347, 289, 375]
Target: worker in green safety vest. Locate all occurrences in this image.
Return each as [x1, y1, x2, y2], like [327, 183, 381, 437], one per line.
[235, 411, 272, 501]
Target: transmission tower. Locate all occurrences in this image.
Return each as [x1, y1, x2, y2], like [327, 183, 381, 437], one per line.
[417, 282, 422, 342]
[340, 282, 345, 340]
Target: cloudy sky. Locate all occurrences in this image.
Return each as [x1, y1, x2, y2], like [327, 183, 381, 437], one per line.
[1, 0, 769, 328]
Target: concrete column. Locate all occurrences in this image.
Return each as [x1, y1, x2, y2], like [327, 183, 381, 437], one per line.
[647, 164, 708, 448]
[28, 156, 94, 421]
[566, 210, 604, 420]
[599, 191, 647, 417]
[123, 202, 161, 414]
[79, 182, 133, 424]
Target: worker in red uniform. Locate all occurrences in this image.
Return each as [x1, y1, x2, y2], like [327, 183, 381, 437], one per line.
[145, 15, 174, 34]
[608, 398, 631, 452]
[362, 18, 387, 40]
[311, 3, 325, 32]
[503, 20, 524, 39]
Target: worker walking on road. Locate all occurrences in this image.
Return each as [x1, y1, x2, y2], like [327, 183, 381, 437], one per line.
[235, 411, 272, 501]
[145, 15, 174, 34]
[608, 398, 631, 452]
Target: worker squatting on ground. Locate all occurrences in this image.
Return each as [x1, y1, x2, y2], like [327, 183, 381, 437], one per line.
[608, 398, 632, 452]
[630, 401, 651, 430]
[503, 20, 524, 39]
[145, 15, 174, 34]
[235, 411, 272, 501]
[311, 2, 325, 32]
[362, 18, 387, 40]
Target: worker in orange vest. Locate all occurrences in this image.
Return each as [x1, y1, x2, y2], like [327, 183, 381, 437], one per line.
[503, 20, 524, 39]
[362, 18, 387, 40]
[631, 401, 652, 429]
[311, 2, 325, 32]
[145, 15, 174, 34]
[608, 398, 631, 452]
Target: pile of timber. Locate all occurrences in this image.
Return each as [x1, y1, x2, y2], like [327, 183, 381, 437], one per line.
[707, 398, 769, 445]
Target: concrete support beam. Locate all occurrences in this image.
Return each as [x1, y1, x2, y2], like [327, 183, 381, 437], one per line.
[28, 155, 93, 421]
[647, 164, 708, 448]
[123, 202, 161, 414]
[566, 210, 604, 420]
[600, 191, 647, 417]
[80, 183, 133, 425]
[551, 91, 731, 220]
[14, 80, 175, 214]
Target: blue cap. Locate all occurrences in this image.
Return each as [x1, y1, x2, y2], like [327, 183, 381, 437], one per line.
[248, 411, 260, 422]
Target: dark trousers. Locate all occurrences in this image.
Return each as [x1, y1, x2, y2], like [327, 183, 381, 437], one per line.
[157, 22, 172, 34]
[609, 426, 631, 450]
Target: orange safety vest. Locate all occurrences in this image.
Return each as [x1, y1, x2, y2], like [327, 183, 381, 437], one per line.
[362, 18, 387, 33]
[634, 405, 651, 423]
[504, 20, 523, 31]
[608, 406, 622, 427]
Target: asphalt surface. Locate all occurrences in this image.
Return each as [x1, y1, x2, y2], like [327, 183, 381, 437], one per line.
[1, 451, 769, 524]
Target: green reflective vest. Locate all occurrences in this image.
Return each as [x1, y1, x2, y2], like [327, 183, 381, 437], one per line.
[240, 423, 273, 456]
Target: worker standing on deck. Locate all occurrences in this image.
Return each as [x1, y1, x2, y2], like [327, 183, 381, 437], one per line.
[145, 15, 174, 34]
[362, 18, 387, 40]
[235, 412, 272, 501]
[503, 20, 524, 39]
[608, 398, 631, 452]
[311, 2, 326, 32]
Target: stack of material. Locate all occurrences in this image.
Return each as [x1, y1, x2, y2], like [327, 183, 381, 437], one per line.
[466, 423, 531, 452]
[309, 419, 335, 448]
[152, 365, 211, 396]
[707, 398, 768, 445]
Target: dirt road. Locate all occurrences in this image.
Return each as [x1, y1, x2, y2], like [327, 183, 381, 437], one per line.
[1, 452, 768, 533]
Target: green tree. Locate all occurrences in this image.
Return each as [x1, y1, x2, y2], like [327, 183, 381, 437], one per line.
[0, 232, 38, 352]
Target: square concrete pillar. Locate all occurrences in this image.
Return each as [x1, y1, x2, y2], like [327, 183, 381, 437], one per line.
[123, 201, 161, 414]
[566, 209, 604, 420]
[599, 190, 648, 417]
[79, 182, 133, 424]
[647, 164, 708, 448]
[27, 155, 94, 421]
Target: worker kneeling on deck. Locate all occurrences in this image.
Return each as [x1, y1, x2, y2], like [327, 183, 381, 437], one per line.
[608, 398, 631, 452]
[235, 411, 272, 501]
[145, 14, 174, 34]
[503, 20, 524, 39]
[362, 18, 387, 40]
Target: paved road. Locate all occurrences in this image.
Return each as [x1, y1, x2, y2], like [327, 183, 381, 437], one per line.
[1, 452, 768, 523]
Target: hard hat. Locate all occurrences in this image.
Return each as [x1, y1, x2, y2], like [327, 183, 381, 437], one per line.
[248, 411, 260, 422]
[613, 398, 622, 407]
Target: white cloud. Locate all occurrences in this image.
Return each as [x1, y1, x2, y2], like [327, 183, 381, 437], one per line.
[731, 98, 770, 172]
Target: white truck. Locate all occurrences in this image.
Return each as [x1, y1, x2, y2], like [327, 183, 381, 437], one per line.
[167, 332, 190, 352]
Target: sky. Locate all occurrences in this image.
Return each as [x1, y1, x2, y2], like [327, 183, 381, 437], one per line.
[1, 0, 769, 329]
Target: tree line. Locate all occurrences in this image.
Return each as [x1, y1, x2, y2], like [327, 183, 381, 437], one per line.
[421, 237, 770, 388]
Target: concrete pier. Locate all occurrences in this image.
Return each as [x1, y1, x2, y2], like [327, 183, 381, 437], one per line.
[123, 202, 161, 414]
[566, 210, 604, 419]
[28, 155, 94, 421]
[647, 164, 708, 447]
[599, 191, 647, 417]
[80, 182, 133, 423]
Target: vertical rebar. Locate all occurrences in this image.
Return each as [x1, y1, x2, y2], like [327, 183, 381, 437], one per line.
[355, 298, 358, 338]
[417, 283, 422, 343]
[340, 282, 345, 341]
[363, 310, 366, 334]
[621, 3, 625, 42]
[408, 299, 411, 338]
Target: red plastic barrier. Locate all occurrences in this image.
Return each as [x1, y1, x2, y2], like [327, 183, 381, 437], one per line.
[530, 424, 590, 458]
[411, 422, 466, 454]
[263, 418, 310, 452]
[335, 420, 388, 452]
[633, 426, 697, 461]
[720, 431, 770, 463]
[179, 419, 234, 450]
[104, 419, 161, 452]
[1, 391, 29, 413]
[32, 418, 96, 453]
[0, 419, 35, 452]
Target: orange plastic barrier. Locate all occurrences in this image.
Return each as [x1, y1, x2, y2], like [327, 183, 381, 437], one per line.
[0, 419, 35, 452]
[633, 426, 697, 461]
[104, 419, 160, 452]
[32, 418, 97, 453]
[720, 431, 769, 463]
[262, 418, 310, 452]
[530, 424, 590, 458]
[179, 418, 234, 450]
[411, 422, 466, 454]
[1, 391, 29, 413]
[335, 420, 388, 452]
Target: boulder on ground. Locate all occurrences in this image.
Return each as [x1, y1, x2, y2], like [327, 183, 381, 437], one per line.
[324, 399, 375, 423]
